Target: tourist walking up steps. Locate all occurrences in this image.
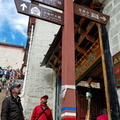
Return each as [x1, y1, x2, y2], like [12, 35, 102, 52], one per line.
[1, 83, 24, 120]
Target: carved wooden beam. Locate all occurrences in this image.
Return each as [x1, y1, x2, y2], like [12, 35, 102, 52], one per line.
[77, 47, 86, 54]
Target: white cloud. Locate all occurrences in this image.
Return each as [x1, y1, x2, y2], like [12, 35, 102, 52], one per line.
[11, 34, 15, 40]
[0, 0, 29, 37]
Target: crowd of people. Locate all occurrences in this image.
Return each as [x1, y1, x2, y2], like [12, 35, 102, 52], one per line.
[0, 66, 24, 80]
[0, 66, 24, 92]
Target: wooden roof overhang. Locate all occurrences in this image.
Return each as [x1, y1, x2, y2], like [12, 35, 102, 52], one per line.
[41, 27, 62, 74]
[41, 0, 104, 83]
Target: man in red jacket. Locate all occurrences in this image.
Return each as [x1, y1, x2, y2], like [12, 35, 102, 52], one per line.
[30, 95, 53, 120]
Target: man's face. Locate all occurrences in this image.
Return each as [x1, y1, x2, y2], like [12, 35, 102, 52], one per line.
[41, 98, 48, 103]
[12, 86, 21, 94]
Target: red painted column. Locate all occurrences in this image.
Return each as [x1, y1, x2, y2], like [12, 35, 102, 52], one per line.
[61, 0, 76, 120]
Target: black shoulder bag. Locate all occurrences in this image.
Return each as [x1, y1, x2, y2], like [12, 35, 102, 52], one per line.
[36, 107, 48, 120]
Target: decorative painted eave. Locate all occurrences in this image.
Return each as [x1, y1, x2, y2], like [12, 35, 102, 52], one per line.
[41, 27, 62, 67]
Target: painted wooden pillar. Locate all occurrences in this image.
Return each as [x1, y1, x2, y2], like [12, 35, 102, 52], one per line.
[61, 0, 76, 120]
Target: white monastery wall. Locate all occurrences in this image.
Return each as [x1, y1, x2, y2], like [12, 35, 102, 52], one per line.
[22, 19, 60, 120]
[0, 44, 24, 69]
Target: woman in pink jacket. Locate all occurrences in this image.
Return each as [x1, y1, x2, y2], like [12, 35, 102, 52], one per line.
[30, 95, 53, 120]
[96, 108, 108, 120]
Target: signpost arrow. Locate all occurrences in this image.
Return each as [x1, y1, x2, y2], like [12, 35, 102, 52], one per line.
[74, 3, 109, 25]
[100, 16, 106, 21]
[31, 0, 64, 10]
[14, 0, 64, 26]
[20, 3, 27, 11]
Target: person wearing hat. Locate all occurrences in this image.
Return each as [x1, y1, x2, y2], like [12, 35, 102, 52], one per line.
[30, 95, 53, 120]
[1, 83, 24, 120]
[96, 108, 108, 120]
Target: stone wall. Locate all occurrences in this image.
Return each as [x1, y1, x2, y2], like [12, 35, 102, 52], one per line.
[103, 0, 120, 55]
[103, 0, 120, 104]
[22, 19, 60, 120]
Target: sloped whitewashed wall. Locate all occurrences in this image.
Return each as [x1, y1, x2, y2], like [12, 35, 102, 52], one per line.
[21, 19, 60, 120]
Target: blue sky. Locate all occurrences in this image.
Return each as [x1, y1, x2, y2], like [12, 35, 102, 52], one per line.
[0, 0, 29, 48]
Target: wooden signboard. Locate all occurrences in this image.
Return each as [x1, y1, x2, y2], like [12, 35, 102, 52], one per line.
[31, 0, 64, 10]
[113, 51, 120, 88]
[74, 3, 109, 25]
[14, 0, 64, 25]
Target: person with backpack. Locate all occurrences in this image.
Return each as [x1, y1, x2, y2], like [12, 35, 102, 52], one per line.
[0, 68, 4, 78]
[30, 95, 53, 120]
[1, 75, 6, 89]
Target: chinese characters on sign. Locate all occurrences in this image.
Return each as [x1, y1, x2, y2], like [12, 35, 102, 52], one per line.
[74, 3, 109, 25]
[14, 0, 64, 25]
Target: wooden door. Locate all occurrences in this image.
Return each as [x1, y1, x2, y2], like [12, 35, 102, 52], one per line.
[76, 86, 106, 120]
